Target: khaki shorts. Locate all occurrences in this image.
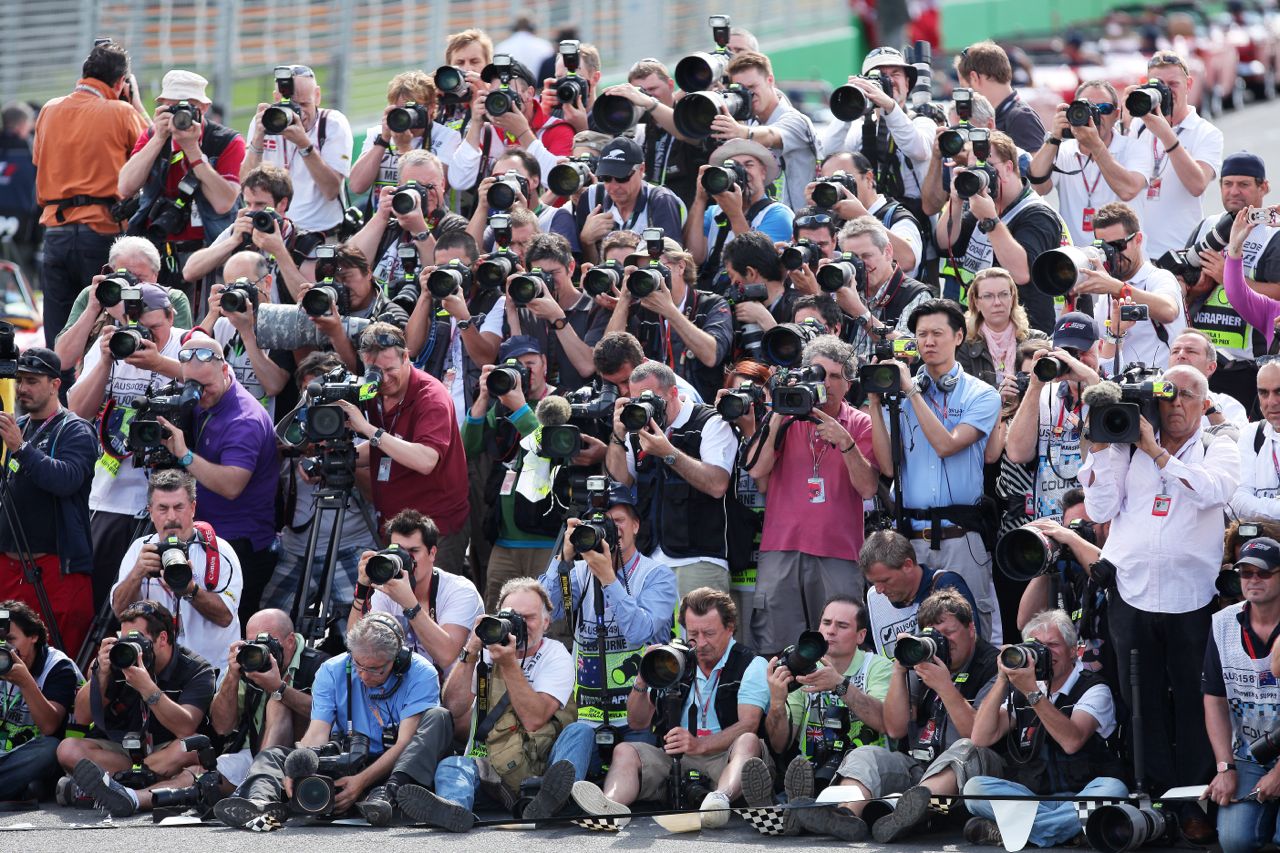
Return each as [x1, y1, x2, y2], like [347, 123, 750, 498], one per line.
[630, 742, 731, 803]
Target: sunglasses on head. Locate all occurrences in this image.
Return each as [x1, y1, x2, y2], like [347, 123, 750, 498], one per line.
[178, 347, 222, 363]
[361, 332, 404, 351]
[16, 354, 56, 374]
[795, 213, 834, 229]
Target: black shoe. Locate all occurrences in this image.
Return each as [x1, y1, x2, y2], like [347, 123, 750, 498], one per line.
[214, 796, 289, 832]
[741, 757, 794, 836]
[871, 784, 931, 843]
[783, 754, 815, 801]
[523, 759, 576, 820]
[793, 800, 869, 842]
[356, 785, 394, 827]
[964, 816, 1004, 846]
[72, 759, 138, 818]
[396, 784, 474, 832]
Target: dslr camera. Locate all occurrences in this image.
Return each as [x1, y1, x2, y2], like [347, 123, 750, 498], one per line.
[156, 535, 194, 592]
[999, 639, 1053, 681]
[237, 632, 285, 674]
[168, 101, 201, 132]
[776, 631, 829, 692]
[95, 269, 140, 308]
[811, 171, 859, 210]
[483, 55, 523, 117]
[487, 170, 531, 211]
[426, 258, 473, 299]
[640, 638, 695, 691]
[391, 180, 430, 216]
[626, 227, 672, 298]
[145, 173, 199, 240]
[507, 267, 553, 306]
[109, 630, 156, 674]
[1155, 212, 1234, 285]
[1125, 78, 1174, 118]
[770, 364, 828, 417]
[366, 544, 416, 585]
[717, 380, 765, 421]
[262, 67, 303, 135]
[487, 358, 531, 397]
[300, 281, 351, 317]
[701, 159, 749, 196]
[220, 276, 260, 314]
[816, 252, 867, 293]
[1062, 98, 1113, 139]
[893, 627, 950, 669]
[387, 101, 429, 135]
[830, 74, 894, 121]
[781, 239, 822, 272]
[475, 608, 529, 647]
[569, 508, 620, 555]
[583, 259, 625, 296]
[553, 40, 590, 109]
[620, 390, 667, 432]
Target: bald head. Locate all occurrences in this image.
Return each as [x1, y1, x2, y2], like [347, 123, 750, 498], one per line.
[1162, 364, 1209, 399]
[1259, 361, 1280, 428]
[246, 608, 294, 639]
[224, 251, 270, 284]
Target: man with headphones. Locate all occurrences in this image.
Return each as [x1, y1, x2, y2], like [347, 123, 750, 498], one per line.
[216, 612, 454, 832]
[110, 468, 242, 671]
[0, 601, 83, 802]
[867, 298, 1004, 643]
[746, 335, 879, 655]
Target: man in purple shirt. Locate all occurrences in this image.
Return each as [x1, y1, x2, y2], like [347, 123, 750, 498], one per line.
[158, 332, 279, 622]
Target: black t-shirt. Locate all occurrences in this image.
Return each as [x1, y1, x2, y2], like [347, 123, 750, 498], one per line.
[95, 645, 215, 747]
[995, 92, 1046, 154]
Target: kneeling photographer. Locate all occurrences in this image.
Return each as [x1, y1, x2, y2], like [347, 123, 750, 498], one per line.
[964, 608, 1127, 848]
[0, 602, 82, 802]
[538, 485, 678, 784]
[57, 600, 215, 817]
[109, 469, 242, 670]
[413, 578, 575, 830]
[1080, 363, 1238, 796]
[570, 588, 768, 832]
[215, 612, 448, 831]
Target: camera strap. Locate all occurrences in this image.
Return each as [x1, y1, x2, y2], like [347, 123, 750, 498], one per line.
[191, 521, 220, 590]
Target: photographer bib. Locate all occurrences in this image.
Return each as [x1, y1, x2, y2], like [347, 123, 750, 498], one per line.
[959, 191, 1046, 280]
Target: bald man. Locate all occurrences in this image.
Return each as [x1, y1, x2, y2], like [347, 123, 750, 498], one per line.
[158, 332, 280, 621]
[1231, 360, 1280, 522]
[1168, 329, 1248, 431]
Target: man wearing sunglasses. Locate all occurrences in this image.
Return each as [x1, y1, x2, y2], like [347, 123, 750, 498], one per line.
[574, 137, 685, 265]
[1202, 536, 1280, 852]
[1028, 80, 1153, 248]
[156, 333, 279, 622]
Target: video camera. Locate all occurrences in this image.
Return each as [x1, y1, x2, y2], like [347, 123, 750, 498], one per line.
[475, 608, 529, 647]
[620, 389, 667, 432]
[1155, 211, 1233, 285]
[830, 74, 894, 122]
[285, 734, 371, 816]
[127, 380, 201, 466]
[1083, 364, 1173, 444]
[777, 631, 828, 692]
[893, 627, 950, 668]
[770, 364, 828, 417]
[816, 252, 867, 293]
[237, 632, 285, 674]
[484, 55, 524, 117]
[553, 40, 590, 109]
[262, 67, 303, 135]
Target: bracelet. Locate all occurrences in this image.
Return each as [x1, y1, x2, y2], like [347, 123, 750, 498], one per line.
[1165, 139, 1181, 154]
[612, 433, 629, 447]
[186, 157, 204, 171]
[644, 97, 659, 115]
[249, 145, 264, 155]
[1154, 449, 1170, 464]
[841, 441, 857, 454]
[372, 135, 390, 148]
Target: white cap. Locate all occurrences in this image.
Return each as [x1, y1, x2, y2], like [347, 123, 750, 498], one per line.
[158, 70, 211, 104]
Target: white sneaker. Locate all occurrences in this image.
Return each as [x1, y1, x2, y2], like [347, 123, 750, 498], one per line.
[700, 791, 732, 829]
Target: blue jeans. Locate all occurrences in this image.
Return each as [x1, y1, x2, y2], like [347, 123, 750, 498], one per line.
[548, 721, 658, 781]
[0, 736, 61, 800]
[262, 543, 368, 618]
[1218, 760, 1280, 853]
[962, 775, 1130, 848]
[435, 755, 482, 810]
[40, 224, 115, 347]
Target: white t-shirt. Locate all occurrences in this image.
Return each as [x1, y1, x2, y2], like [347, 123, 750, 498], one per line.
[112, 532, 244, 670]
[1052, 132, 1155, 247]
[1044, 663, 1117, 738]
[252, 109, 354, 232]
[212, 318, 274, 420]
[867, 194, 924, 279]
[1136, 108, 1224, 258]
[1091, 261, 1185, 372]
[476, 637, 576, 708]
[367, 569, 483, 669]
[357, 122, 465, 214]
[86, 329, 188, 516]
[754, 101, 821, 212]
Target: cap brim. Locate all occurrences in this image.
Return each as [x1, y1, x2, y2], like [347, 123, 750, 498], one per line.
[595, 161, 636, 178]
[1235, 556, 1277, 572]
[1052, 334, 1095, 351]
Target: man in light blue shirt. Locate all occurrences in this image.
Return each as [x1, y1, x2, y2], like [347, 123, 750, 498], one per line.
[867, 298, 1003, 642]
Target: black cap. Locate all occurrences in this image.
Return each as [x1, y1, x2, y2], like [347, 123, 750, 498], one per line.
[596, 138, 645, 178]
[16, 347, 62, 379]
[1237, 537, 1280, 572]
[1052, 311, 1098, 351]
[481, 56, 537, 88]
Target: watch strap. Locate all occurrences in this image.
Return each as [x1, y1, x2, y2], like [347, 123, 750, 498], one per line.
[403, 602, 423, 620]
[550, 317, 569, 331]
[411, 228, 431, 242]
[144, 690, 163, 706]
[457, 317, 473, 330]
[179, 450, 194, 467]
[270, 684, 287, 701]
[370, 428, 385, 448]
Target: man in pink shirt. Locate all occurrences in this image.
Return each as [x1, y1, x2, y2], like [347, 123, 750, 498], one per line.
[747, 335, 879, 654]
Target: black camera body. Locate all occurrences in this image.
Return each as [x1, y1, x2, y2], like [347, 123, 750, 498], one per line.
[110, 630, 156, 673]
[1125, 78, 1174, 119]
[811, 702, 852, 790]
[387, 102, 429, 134]
[621, 390, 668, 432]
[305, 366, 381, 442]
[391, 180, 430, 216]
[812, 172, 859, 209]
[289, 734, 371, 816]
[168, 101, 202, 132]
[553, 39, 590, 108]
[434, 66, 471, 102]
[1062, 99, 1101, 139]
[508, 267, 553, 306]
[109, 323, 154, 361]
[570, 508, 620, 555]
[475, 245, 521, 291]
[487, 358, 532, 397]
[771, 364, 828, 417]
[367, 544, 416, 585]
[220, 277, 260, 314]
[128, 380, 201, 462]
[1000, 639, 1053, 681]
[426, 259, 473, 299]
[238, 632, 285, 674]
[300, 282, 351, 317]
[640, 638, 695, 691]
[566, 380, 619, 425]
[583, 259, 625, 296]
[157, 535, 194, 592]
[777, 631, 829, 692]
[955, 161, 999, 199]
[816, 252, 867, 293]
[893, 627, 950, 669]
[488, 170, 531, 211]
[146, 173, 200, 239]
[96, 269, 140, 307]
[717, 380, 765, 421]
[0, 642, 15, 676]
[627, 261, 672, 298]
[484, 58, 524, 118]
[781, 239, 821, 272]
[761, 317, 826, 368]
[726, 282, 768, 305]
[701, 159, 750, 196]
[475, 608, 529, 647]
[1086, 366, 1174, 444]
[830, 74, 893, 121]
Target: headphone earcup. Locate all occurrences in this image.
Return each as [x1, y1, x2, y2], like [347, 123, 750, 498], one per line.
[915, 371, 931, 393]
[392, 646, 411, 675]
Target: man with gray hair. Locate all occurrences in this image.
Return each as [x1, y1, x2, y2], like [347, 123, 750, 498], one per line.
[1080, 361, 1239, 796]
[746, 335, 878, 652]
[836, 216, 932, 363]
[606, 360, 737, 596]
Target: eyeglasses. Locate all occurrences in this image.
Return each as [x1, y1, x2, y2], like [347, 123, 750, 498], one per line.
[352, 657, 393, 675]
[976, 290, 1014, 303]
[1239, 565, 1280, 580]
[1091, 102, 1118, 115]
[795, 213, 834, 229]
[1102, 232, 1139, 254]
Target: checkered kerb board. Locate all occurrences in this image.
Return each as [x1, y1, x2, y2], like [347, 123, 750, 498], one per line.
[738, 806, 790, 835]
[1075, 799, 1126, 828]
[571, 815, 626, 832]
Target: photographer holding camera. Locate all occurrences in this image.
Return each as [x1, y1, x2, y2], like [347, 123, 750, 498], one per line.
[867, 298, 1003, 641]
[963, 608, 1127, 848]
[469, 149, 580, 252]
[241, 64, 351, 235]
[58, 600, 214, 817]
[573, 137, 685, 263]
[954, 41, 1044, 153]
[571, 587, 767, 830]
[0, 348, 97, 656]
[607, 361, 735, 596]
[215, 613, 449, 831]
[348, 509, 482, 670]
[835, 216, 932, 363]
[1080, 363, 1239, 795]
[811, 154, 925, 278]
[747, 336, 877, 652]
[119, 71, 244, 279]
[109, 469, 242, 669]
[0, 602, 82, 801]
[1028, 80, 1152, 247]
[1123, 51, 1224, 259]
[200, 252, 291, 417]
[1202, 537, 1280, 852]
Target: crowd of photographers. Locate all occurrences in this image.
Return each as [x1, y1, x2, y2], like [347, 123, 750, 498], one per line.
[3, 14, 1280, 851]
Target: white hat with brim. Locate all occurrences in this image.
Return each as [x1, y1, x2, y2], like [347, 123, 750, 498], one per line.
[158, 70, 211, 104]
[709, 138, 781, 186]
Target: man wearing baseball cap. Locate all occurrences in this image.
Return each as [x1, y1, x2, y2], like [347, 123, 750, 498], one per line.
[574, 137, 685, 264]
[1005, 311, 1104, 520]
[119, 69, 246, 288]
[0, 347, 99, 655]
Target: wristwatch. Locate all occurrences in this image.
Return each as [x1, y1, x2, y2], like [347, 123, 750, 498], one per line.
[403, 602, 423, 620]
[299, 145, 315, 158]
[411, 228, 431, 242]
[1025, 689, 1045, 707]
[372, 134, 390, 148]
[661, 452, 677, 466]
[179, 450, 194, 467]
[977, 217, 999, 234]
[144, 690, 163, 707]
[1045, 133, 1063, 146]
[550, 317, 569, 331]
[270, 684, 287, 702]
[458, 648, 472, 664]
[839, 675, 853, 696]
[370, 428, 385, 449]
[1217, 761, 1237, 773]
[457, 316, 474, 330]
[1206, 404, 1221, 417]
[181, 586, 198, 603]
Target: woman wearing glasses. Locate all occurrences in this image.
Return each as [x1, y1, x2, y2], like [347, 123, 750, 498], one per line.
[958, 268, 1033, 393]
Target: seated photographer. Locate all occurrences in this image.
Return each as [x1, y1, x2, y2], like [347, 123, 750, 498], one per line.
[67, 283, 186, 611]
[539, 486, 678, 782]
[109, 469, 242, 670]
[0, 602, 82, 802]
[340, 323, 471, 575]
[964, 608, 1127, 848]
[957, 268, 1035, 388]
[782, 590, 1001, 842]
[574, 137, 686, 264]
[1080, 362, 1239, 796]
[160, 332, 278, 621]
[413, 578, 575, 829]
[348, 509, 482, 671]
[570, 587, 768, 831]
[603, 235, 733, 404]
[471, 149, 579, 254]
[834, 216, 932, 363]
[606, 361, 735, 597]
[1232, 360, 1280, 521]
[810, 154, 925, 279]
[747, 335, 878, 653]
[462, 336, 560, 609]
[1169, 329, 1248, 431]
[214, 613, 448, 831]
[200, 251, 291, 417]
[58, 600, 215, 817]
[866, 298, 1003, 641]
[54, 236, 192, 372]
[861, 530, 981, 658]
[1202, 536, 1280, 853]
[722, 229, 797, 337]
[210, 608, 328, 786]
[183, 164, 318, 300]
[742, 595, 892, 836]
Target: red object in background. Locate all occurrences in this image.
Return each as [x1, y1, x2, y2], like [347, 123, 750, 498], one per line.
[910, 4, 941, 51]
[850, 0, 879, 49]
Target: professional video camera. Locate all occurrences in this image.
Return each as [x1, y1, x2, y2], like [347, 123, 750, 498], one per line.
[812, 171, 860, 210]
[620, 389, 668, 432]
[893, 627, 950, 668]
[144, 172, 199, 240]
[1032, 241, 1121, 297]
[717, 380, 766, 421]
[149, 735, 222, 816]
[564, 379, 620, 426]
[999, 639, 1052, 680]
[475, 608, 529, 647]
[777, 631, 829, 692]
[700, 157, 750, 196]
[1083, 365, 1174, 444]
[770, 364, 828, 417]
[262, 66, 304, 135]
[220, 276, 261, 314]
[387, 101, 429, 135]
[109, 630, 156, 674]
[830, 73, 894, 122]
[674, 13, 733, 92]
[285, 734, 371, 816]
[1124, 77, 1174, 118]
[536, 397, 583, 460]
[674, 85, 752, 140]
[128, 380, 201, 466]
[816, 252, 867, 293]
[553, 40, 590, 111]
[548, 156, 596, 197]
[303, 365, 382, 442]
[1154, 212, 1234, 285]
[626, 227, 672, 298]
[761, 316, 825, 368]
[860, 361, 905, 397]
[95, 269, 140, 307]
[237, 632, 285, 674]
[483, 55, 524, 117]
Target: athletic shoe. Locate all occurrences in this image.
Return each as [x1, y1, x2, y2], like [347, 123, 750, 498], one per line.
[356, 785, 394, 827]
[213, 796, 289, 832]
[569, 780, 631, 830]
[396, 785, 474, 832]
[700, 790, 732, 829]
[523, 759, 576, 820]
[72, 759, 138, 818]
[782, 754, 815, 801]
[55, 776, 94, 809]
[794, 799, 869, 842]
[871, 784, 931, 843]
[964, 816, 1004, 846]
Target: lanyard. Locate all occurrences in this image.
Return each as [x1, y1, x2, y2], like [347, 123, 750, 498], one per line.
[926, 389, 950, 423]
[1076, 153, 1103, 205]
[17, 409, 66, 453]
[692, 667, 722, 729]
[1150, 126, 1186, 181]
[1271, 440, 1279, 482]
[809, 423, 832, 476]
[377, 395, 406, 438]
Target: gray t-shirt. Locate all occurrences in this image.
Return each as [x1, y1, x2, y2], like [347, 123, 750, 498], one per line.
[755, 101, 820, 212]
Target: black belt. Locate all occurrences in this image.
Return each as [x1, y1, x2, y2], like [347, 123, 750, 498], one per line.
[907, 526, 969, 542]
[43, 195, 117, 224]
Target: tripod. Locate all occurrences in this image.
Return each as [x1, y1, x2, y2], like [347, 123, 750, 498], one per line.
[0, 466, 63, 651]
[77, 509, 155, 672]
[885, 393, 909, 538]
[291, 477, 380, 646]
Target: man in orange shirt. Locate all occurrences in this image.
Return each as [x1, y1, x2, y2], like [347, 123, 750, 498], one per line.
[33, 40, 148, 347]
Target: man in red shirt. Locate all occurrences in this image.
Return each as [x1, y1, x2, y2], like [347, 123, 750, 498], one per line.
[337, 323, 472, 578]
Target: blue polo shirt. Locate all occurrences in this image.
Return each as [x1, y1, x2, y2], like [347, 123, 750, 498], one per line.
[678, 638, 769, 735]
[893, 363, 1000, 530]
[310, 652, 440, 754]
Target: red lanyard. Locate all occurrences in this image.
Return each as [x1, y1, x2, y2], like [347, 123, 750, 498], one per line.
[1076, 153, 1103, 205]
[692, 667, 722, 729]
[1271, 441, 1279, 481]
[1053, 391, 1079, 437]
[809, 423, 831, 474]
